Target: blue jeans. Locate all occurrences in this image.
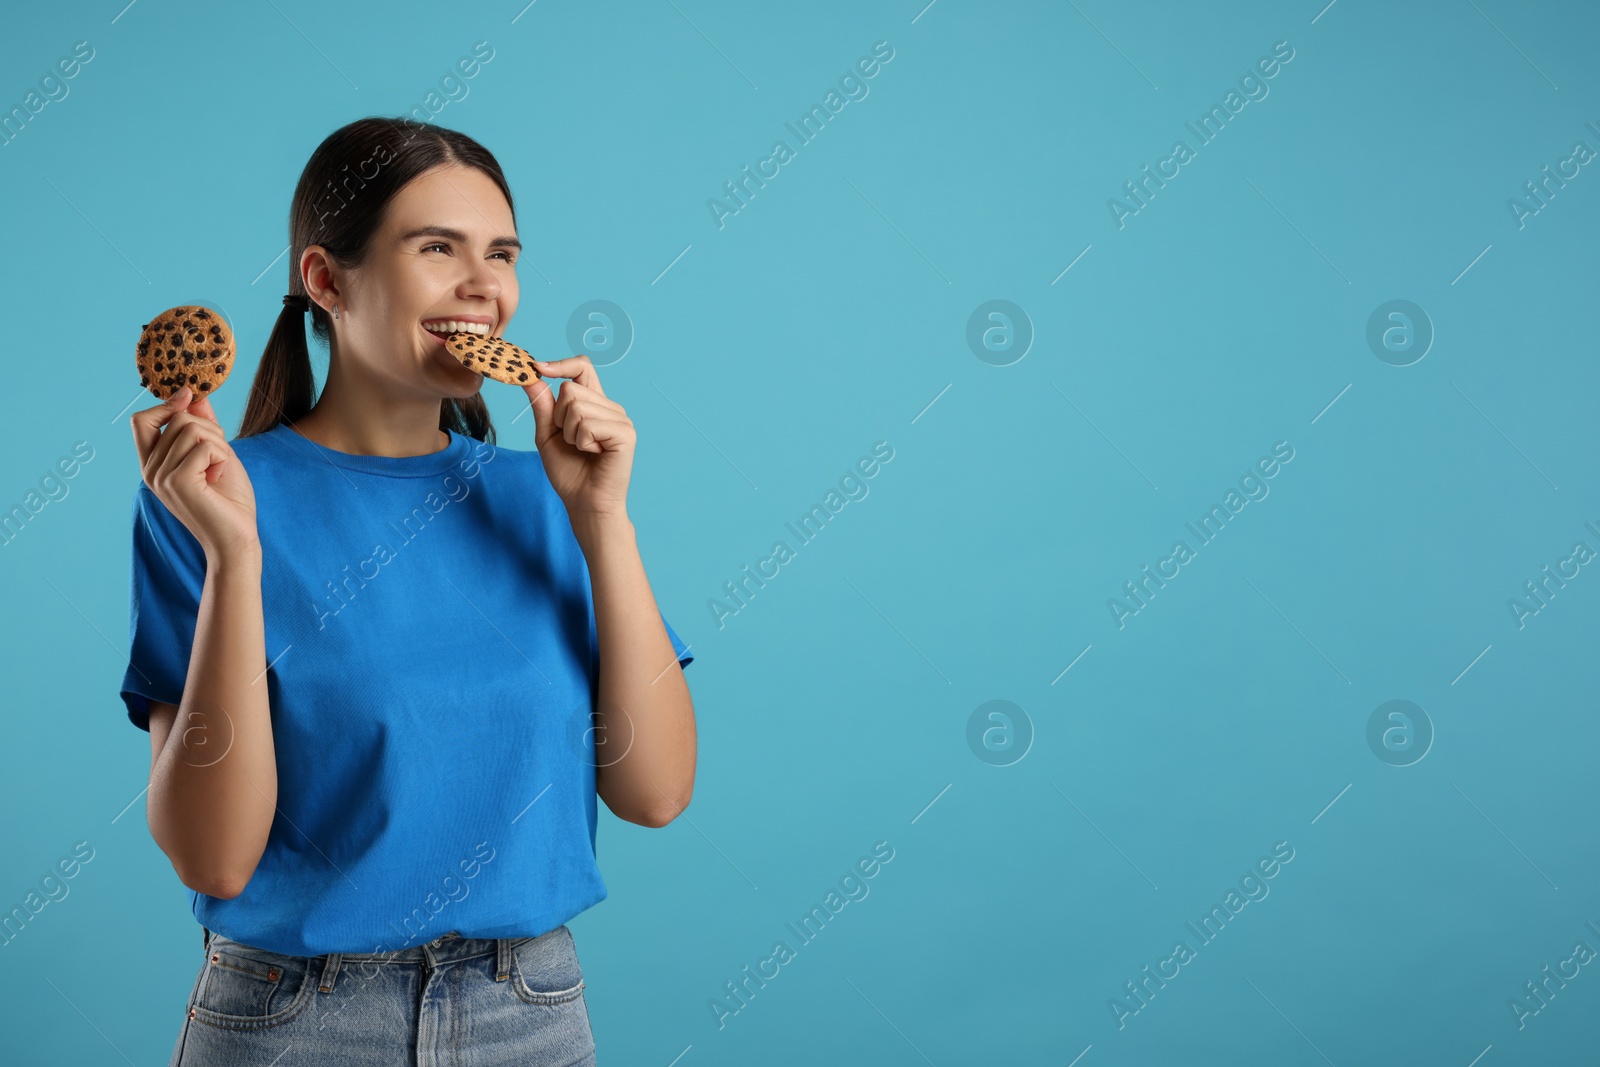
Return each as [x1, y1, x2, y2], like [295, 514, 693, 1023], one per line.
[169, 925, 597, 1066]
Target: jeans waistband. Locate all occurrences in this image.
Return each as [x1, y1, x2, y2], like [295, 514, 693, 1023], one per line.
[202, 927, 525, 994]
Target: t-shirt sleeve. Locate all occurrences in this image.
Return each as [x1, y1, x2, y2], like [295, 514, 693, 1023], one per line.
[120, 485, 207, 733]
[661, 613, 694, 670]
[585, 605, 695, 681]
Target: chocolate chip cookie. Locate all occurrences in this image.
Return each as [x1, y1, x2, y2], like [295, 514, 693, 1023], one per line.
[136, 306, 235, 401]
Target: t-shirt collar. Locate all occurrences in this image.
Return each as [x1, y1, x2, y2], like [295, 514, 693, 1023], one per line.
[262, 422, 475, 477]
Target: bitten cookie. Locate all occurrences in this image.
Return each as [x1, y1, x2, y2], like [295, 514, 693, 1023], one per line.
[136, 306, 235, 401]
[443, 331, 542, 385]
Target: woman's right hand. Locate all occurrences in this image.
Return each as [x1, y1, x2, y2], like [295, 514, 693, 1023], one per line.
[130, 386, 260, 560]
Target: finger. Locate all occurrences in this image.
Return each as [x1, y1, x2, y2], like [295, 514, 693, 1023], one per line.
[549, 380, 623, 416]
[160, 423, 232, 489]
[525, 375, 558, 449]
[531, 356, 604, 398]
[564, 414, 631, 453]
[145, 419, 217, 487]
[186, 392, 221, 426]
[130, 387, 194, 468]
[141, 406, 204, 484]
[554, 397, 620, 439]
[144, 413, 228, 487]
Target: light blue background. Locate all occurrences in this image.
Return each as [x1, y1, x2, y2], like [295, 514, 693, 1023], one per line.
[2, 0, 1597, 1063]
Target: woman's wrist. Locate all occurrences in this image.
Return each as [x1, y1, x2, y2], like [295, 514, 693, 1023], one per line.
[571, 510, 634, 549]
[205, 537, 264, 575]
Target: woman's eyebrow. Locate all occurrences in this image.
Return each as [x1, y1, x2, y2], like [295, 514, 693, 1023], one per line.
[400, 224, 521, 251]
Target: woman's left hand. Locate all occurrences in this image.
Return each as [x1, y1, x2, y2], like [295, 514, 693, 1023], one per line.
[521, 355, 635, 521]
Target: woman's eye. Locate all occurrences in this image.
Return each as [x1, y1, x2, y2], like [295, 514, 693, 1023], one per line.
[422, 243, 512, 263]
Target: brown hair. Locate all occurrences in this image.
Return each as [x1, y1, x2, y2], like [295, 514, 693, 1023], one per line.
[237, 116, 513, 443]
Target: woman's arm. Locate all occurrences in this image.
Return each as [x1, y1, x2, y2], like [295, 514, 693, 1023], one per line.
[579, 514, 696, 828]
[130, 387, 276, 898]
[146, 541, 278, 898]
[516, 355, 696, 827]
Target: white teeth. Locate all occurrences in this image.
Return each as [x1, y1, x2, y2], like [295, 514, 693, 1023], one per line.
[422, 320, 490, 335]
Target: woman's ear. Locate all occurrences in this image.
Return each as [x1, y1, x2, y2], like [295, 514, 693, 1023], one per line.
[299, 245, 343, 312]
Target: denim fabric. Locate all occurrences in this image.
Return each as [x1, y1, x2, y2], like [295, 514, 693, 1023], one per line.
[169, 925, 596, 1066]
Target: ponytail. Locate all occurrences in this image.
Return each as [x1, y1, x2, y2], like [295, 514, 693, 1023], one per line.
[443, 391, 495, 443]
[237, 298, 318, 438]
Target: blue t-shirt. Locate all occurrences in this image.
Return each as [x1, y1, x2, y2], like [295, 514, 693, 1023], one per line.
[119, 421, 693, 957]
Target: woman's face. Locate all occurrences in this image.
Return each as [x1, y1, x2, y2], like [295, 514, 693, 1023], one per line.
[325, 162, 521, 400]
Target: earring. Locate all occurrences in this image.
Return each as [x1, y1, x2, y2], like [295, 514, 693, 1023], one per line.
[333, 304, 340, 320]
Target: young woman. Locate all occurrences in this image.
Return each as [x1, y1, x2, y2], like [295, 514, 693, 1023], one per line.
[122, 116, 696, 1066]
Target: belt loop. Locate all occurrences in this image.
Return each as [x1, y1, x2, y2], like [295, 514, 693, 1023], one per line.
[496, 938, 511, 982]
[319, 952, 342, 994]
[202, 925, 211, 952]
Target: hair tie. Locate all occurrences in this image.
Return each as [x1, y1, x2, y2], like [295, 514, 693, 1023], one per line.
[282, 293, 311, 313]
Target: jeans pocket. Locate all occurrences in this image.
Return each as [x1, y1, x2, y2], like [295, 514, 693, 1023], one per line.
[191, 937, 315, 1030]
[510, 925, 586, 1006]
